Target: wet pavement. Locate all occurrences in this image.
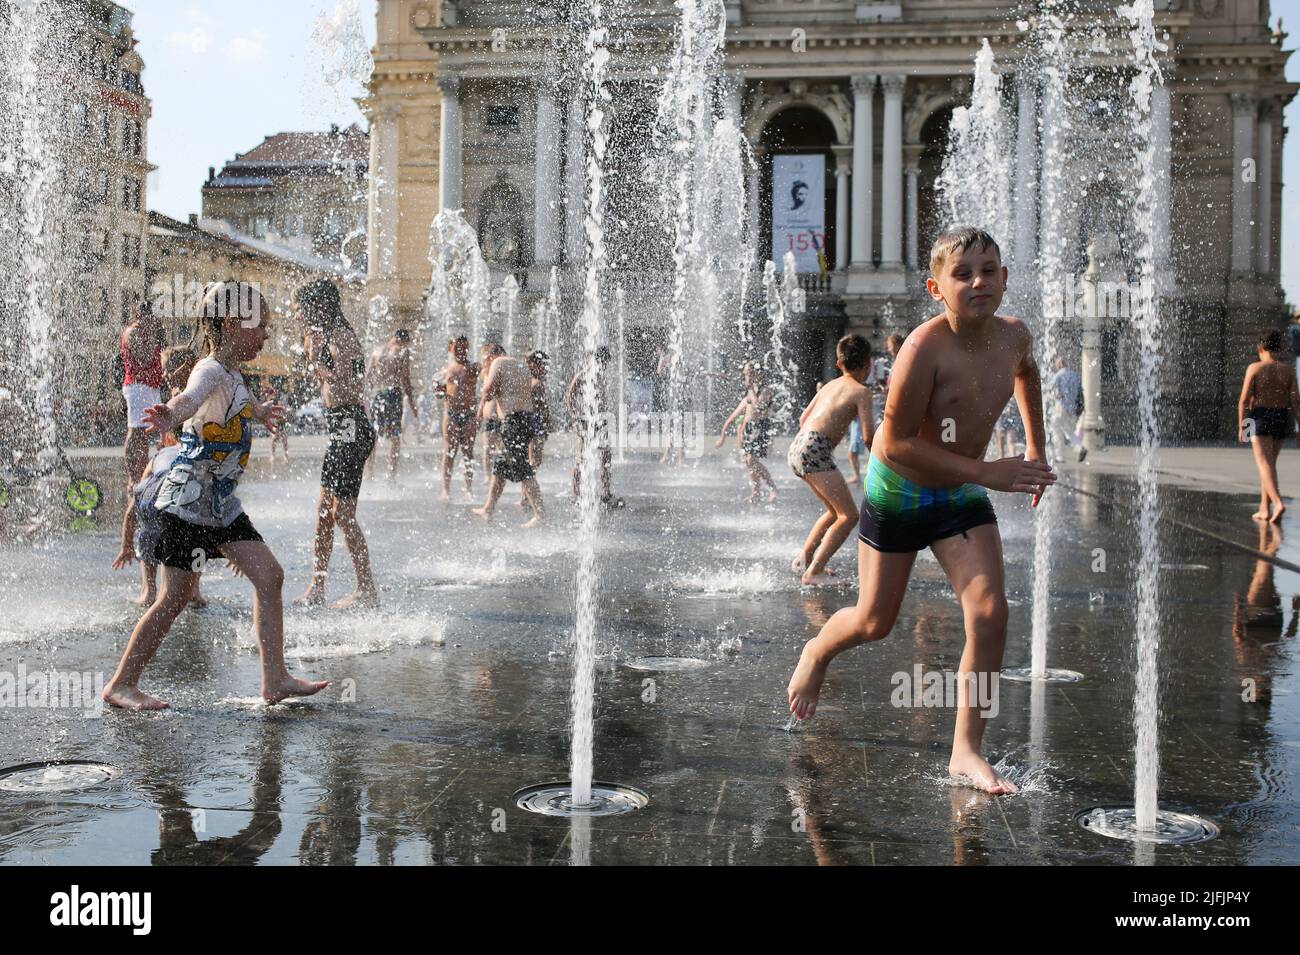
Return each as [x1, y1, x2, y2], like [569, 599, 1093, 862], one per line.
[0, 445, 1297, 865]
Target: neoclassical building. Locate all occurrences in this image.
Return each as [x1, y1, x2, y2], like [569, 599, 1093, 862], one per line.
[364, 0, 1294, 439]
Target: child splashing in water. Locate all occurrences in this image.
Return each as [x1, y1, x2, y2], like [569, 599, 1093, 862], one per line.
[1237, 329, 1300, 523]
[716, 362, 779, 504]
[788, 335, 875, 586]
[103, 281, 328, 711]
[112, 347, 208, 609]
[787, 227, 1056, 794]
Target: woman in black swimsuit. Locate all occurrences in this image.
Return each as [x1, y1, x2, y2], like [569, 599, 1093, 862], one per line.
[292, 279, 379, 608]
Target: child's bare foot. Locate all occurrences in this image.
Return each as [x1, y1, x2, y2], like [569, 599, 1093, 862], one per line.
[766, 488, 778, 503]
[439, 490, 451, 502]
[132, 592, 155, 607]
[801, 571, 839, 588]
[1252, 509, 1269, 521]
[521, 514, 543, 529]
[471, 506, 492, 522]
[103, 684, 169, 711]
[948, 751, 1019, 795]
[791, 553, 807, 574]
[1270, 503, 1286, 524]
[463, 490, 475, 504]
[332, 589, 378, 610]
[744, 492, 758, 505]
[787, 644, 828, 720]
[262, 676, 330, 705]
[293, 587, 326, 607]
[188, 593, 208, 609]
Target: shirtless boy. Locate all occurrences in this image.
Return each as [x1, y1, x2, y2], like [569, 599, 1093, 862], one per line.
[1238, 329, 1300, 523]
[366, 329, 419, 480]
[716, 362, 778, 504]
[788, 336, 874, 586]
[436, 336, 479, 501]
[472, 348, 545, 526]
[787, 226, 1057, 795]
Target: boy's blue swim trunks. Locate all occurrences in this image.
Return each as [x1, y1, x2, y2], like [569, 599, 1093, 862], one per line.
[859, 455, 997, 553]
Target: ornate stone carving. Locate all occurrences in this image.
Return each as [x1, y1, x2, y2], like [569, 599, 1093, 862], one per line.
[404, 106, 437, 160]
[881, 75, 907, 96]
[477, 172, 526, 268]
[410, 1, 435, 30]
[438, 76, 462, 98]
[851, 74, 877, 96]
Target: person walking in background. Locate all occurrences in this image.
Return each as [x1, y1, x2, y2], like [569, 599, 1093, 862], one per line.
[1239, 329, 1300, 524]
[1045, 356, 1086, 463]
[365, 329, 419, 481]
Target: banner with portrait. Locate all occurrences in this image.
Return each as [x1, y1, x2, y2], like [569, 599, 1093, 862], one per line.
[771, 154, 827, 273]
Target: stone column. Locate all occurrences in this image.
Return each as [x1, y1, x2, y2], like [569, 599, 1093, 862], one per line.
[849, 74, 876, 269]
[1230, 92, 1257, 275]
[747, 143, 765, 252]
[1151, 81, 1173, 294]
[533, 83, 561, 267]
[367, 102, 401, 285]
[1080, 240, 1106, 451]
[438, 76, 463, 211]
[564, 83, 586, 267]
[1012, 72, 1039, 278]
[880, 75, 905, 270]
[904, 149, 920, 272]
[1256, 100, 1275, 275]
[834, 147, 851, 272]
[721, 71, 744, 123]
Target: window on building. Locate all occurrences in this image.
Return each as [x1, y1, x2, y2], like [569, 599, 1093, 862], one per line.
[71, 103, 89, 139]
[98, 111, 110, 146]
[485, 104, 519, 129]
[121, 177, 130, 209]
[98, 170, 110, 203]
[99, 288, 110, 323]
[121, 289, 132, 324]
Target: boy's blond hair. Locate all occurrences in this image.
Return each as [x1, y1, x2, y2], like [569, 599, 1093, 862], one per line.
[929, 226, 1002, 276]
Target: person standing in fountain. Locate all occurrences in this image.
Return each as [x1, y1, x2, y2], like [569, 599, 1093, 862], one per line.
[786, 228, 1057, 795]
[292, 279, 379, 609]
[103, 282, 327, 710]
[120, 301, 164, 486]
[1238, 329, 1300, 523]
[788, 335, 874, 586]
[565, 346, 619, 508]
[365, 328, 419, 481]
[472, 348, 545, 526]
[436, 336, 479, 501]
[479, 342, 505, 478]
[519, 349, 552, 509]
[716, 362, 778, 504]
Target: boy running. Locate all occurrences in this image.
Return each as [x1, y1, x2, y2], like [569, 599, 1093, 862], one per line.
[788, 335, 874, 586]
[787, 227, 1056, 794]
[1238, 329, 1300, 523]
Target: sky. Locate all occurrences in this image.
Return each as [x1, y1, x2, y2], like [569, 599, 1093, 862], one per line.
[133, 0, 1300, 306]
[132, 0, 378, 223]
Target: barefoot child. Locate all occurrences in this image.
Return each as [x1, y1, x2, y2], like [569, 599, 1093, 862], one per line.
[112, 347, 207, 608]
[788, 335, 874, 586]
[786, 227, 1056, 794]
[716, 362, 778, 504]
[292, 279, 380, 610]
[436, 336, 479, 502]
[472, 348, 546, 525]
[1238, 329, 1300, 523]
[103, 282, 328, 710]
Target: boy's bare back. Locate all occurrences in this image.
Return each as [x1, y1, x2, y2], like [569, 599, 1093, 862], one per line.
[802, 376, 872, 446]
[1244, 360, 1297, 408]
[882, 313, 1032, 480]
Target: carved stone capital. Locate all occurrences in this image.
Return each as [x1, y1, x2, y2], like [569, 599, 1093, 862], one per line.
[851, 74, 877, 97]
[881, 75, 907, 97]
